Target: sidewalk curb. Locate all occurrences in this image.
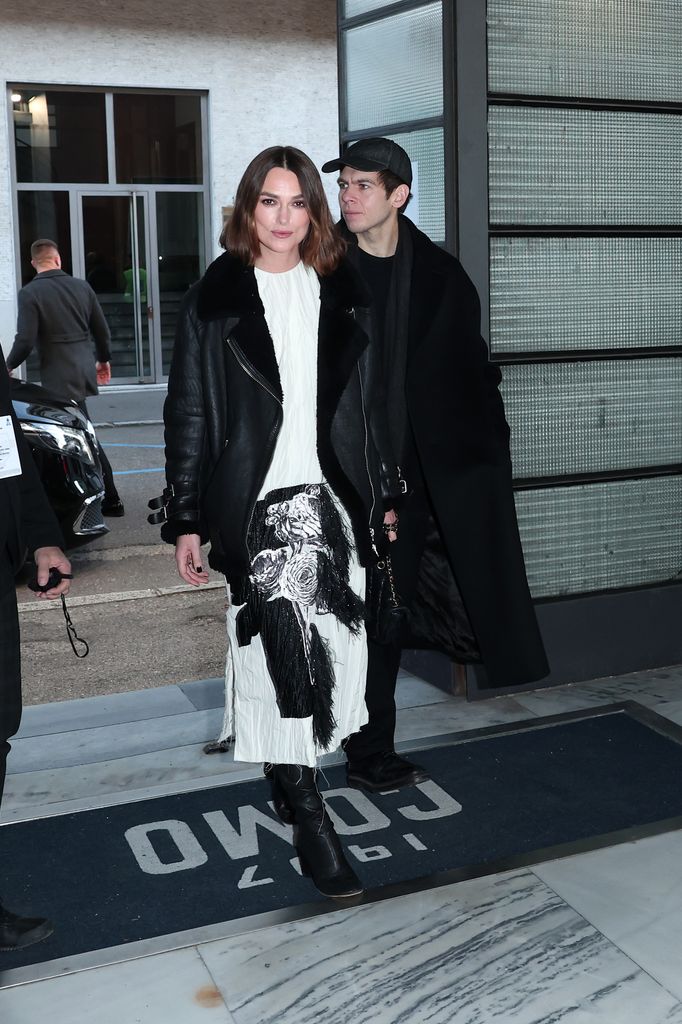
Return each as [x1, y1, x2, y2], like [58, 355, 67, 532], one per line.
[18, 580, 225, 613]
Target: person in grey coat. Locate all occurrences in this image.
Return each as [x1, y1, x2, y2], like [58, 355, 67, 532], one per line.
[5, 239, 124, 515]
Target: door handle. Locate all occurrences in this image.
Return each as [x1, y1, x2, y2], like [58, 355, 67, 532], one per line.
[147, 306, 154, 319]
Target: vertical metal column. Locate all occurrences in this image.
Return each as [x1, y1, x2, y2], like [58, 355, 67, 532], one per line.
[454, 0, 490, 339]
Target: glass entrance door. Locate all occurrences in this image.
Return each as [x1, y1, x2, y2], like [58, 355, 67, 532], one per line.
[79, 193, 154, 382]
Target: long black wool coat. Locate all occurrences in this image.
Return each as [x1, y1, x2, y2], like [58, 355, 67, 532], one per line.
[345, 218, 549, 690]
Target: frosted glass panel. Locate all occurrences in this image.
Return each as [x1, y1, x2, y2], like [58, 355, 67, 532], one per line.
[489, 106, 682, 224]
[490, 237, 682, 353]
[344, 0, 397, 16]
[345, 3, 442, 131]
[516, 476, 682, 597]
[488, 0, 682, 102]
[502, 359, 682, 478]
[384, 127, 444, 240]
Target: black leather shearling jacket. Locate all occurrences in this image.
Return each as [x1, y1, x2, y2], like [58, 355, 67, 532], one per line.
[152, 251, 399, 578]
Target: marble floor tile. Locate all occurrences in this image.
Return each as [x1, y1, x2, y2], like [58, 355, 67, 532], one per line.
[8, 707, 224, 772]
[651, 697, 682, 728]
[534, 830, 682, 1002]
[17, 683, 195, 738]
[394, 694, 531, 742]
[515, 666, 682, 717]
[199, 869, 682, 1024]
[0, 947, 235, 1023]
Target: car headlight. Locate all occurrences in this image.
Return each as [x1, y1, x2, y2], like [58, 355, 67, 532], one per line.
[20, 421, 96, 465]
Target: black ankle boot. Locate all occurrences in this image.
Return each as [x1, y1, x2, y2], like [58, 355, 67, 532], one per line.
[263, 764, 295, 825]
[274, 765, 363, 899]
[0, 902, 53, 951]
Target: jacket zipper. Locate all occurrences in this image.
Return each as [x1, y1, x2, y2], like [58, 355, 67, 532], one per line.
[226, 336, 283, 538]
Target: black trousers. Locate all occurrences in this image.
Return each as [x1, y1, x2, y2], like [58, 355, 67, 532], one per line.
[77, 400, 119, 505]
[0, 559, 22, 805]
[346, 465, 431, 762]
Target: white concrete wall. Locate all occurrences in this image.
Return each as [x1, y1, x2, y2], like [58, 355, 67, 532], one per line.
[0, 0, 340, 354]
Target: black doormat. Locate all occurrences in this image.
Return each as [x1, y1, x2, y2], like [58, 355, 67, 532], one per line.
[3, 702, 682, 974]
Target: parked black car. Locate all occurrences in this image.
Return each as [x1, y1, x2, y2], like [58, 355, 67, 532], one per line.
[11, 378, 109, 548]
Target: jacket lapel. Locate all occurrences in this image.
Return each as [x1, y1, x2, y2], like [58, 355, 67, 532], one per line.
[407, 243, 446, 360]
[197, 251, 282, 402]
[197, 250, 371, 413]
[317, 267, 370, 426]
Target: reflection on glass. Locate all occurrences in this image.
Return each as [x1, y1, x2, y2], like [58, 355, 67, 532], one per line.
[17, 191, 73, 382]
[345, 3, 443, 132]
[344, 0, 396, 15]
[489, 105, 682, 225]
[17, 191, 72, 285]
[114, 94, 203, 185]
[516, 475, 682, 597]
[488, 0, 682, 103]
[82, 195, 151, 380]
[13, 91, 107, 184]
[490, 236, 682, 353]
[502, 358, 682, 478]
[156, 192, 204, 374]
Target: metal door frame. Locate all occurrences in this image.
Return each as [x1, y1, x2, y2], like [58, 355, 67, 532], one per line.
[75, 188, 159, 383]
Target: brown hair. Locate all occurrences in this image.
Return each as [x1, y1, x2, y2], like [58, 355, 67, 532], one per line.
[377, 169, 412, 213]
[224, 146, 345, 275]
[30, 238, 59, 260]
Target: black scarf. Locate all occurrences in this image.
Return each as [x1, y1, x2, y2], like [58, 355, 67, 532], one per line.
[345, 216, 413, 461]
[383, 216, 413, 461]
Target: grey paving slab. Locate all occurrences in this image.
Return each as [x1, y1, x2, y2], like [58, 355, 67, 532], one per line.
[394, 672, 452, 710]
[180, 671, 451, 715]
[1, 744, 257, 821]
[8, 707, 224, 773]
[16, 683, 195, 738]
[394, 694, 532, 742]
[180, 677, 226, 711]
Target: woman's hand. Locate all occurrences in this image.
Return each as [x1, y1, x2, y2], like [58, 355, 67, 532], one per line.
[383, 508, 398, 543]
[175, 534, 210, 586]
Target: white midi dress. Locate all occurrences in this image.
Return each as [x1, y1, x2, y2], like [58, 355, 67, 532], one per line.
[222, 261, 369, 767]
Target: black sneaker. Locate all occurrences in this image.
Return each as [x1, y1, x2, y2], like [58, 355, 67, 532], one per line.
[346, 751, 429, 793]
[102, 499, 125, 517]
[0, 903, 54, 951]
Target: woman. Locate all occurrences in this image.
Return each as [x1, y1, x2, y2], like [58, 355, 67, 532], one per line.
[150, 146, 398, 899]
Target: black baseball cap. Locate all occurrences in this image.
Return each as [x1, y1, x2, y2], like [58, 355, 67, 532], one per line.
[322, 138, 412, 187]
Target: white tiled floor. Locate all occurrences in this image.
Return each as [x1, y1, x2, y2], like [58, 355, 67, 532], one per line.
[2, 665, 682, 1022]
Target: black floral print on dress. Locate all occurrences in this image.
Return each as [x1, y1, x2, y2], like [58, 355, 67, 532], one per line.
[234, 484, 364, 748]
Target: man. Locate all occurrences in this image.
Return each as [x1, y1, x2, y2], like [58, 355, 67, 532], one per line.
[0, 363, 71, 950]
[322, 139, 549, 793]
[5, 239, 124, 516]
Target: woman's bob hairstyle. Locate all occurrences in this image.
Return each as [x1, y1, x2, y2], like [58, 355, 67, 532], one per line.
[222, 146, 345, 276]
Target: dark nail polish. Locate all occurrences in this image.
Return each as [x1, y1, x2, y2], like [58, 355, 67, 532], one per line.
[196, 566, 203, 572]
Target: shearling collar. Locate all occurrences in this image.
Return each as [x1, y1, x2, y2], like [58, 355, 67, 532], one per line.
[196, 250, 371, 323]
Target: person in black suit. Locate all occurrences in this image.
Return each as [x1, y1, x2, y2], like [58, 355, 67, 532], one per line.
[5, 238, 124, 517]
[0, 364, 71, 951]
